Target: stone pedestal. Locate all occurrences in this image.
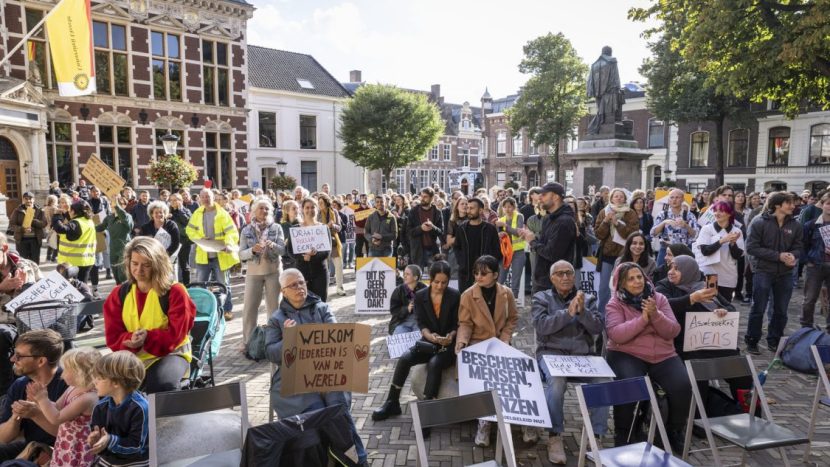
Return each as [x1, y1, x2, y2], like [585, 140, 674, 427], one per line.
[564, 139, 653, 197]
[410, 364, 458, 400]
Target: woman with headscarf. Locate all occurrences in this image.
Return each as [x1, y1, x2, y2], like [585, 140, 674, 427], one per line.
[594, 188, 640, 316]
[650, 243, 694, 283]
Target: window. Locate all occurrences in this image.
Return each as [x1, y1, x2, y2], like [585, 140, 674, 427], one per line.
[300, 161, 317, 191]
[546, 170, 556, 182]
[690, 131, 709, 167]
[259, 111, 276, 148]
[727, 129, 749, 167]
[496, 131, 507, 156]
[395, 169, 406, 190]
[496, 172, 506, 186]
[430, 145, 438, 160]
[296, 79, 314, 89]
[513, 134, 523, 156]
[98, 125, 132, 185]
[205, 132, 232, 190]
[430, 169, 438, 186]
[154, 129, 184, 158]
[202, 40, 229, 106]
[688, 183, 707, 195]
[809, 124, 830, 165]
[767, 126, 790, 166]
[443, 144, 451, 161]
[461, 115, 472, 130]
[511, 171, 522, 185]
[46, 121, 74, 187]
[529, 140, 538, 155]
[300, 115, 316, 149]
[648, 119, 665, 148]
[459, 147, 470, 167]
[93, 22, 129, 96]
[24, 9, 56, 88]
[151, 31, 182, 101]
[418, 170, 428, 189]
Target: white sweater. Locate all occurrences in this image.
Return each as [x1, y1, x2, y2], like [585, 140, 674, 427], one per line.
[692, 222, 745, 288]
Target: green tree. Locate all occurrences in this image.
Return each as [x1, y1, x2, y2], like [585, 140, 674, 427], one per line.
[631, 1, 830, 118]
[507, 33, 587, 183]
[340, 84, 443, 188]
[271, 175, 297, 191]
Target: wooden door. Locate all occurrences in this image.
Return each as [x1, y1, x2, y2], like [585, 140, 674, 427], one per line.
[0, 161, 21, 214]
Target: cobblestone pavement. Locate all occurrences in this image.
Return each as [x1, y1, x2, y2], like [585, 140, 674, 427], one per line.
[66, 261, 830, 466]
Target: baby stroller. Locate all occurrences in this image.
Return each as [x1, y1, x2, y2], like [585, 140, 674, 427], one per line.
[185, 282, 228, 389]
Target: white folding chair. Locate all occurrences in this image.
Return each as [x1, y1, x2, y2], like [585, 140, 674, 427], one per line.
[804, 344, 830, 462]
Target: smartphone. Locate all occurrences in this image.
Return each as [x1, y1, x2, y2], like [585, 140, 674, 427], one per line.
[706, 274, 718, 290]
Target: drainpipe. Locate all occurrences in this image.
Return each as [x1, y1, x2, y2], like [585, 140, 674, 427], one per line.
[333, 101, 338, 192]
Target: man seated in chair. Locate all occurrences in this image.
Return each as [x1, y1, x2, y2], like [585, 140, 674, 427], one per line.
[265, 269, 368, 467]
[531, 260, 610, 465]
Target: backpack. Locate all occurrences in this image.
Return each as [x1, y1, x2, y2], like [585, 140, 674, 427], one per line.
[780, 327, 830, 374]
[246, 325, 269, 361]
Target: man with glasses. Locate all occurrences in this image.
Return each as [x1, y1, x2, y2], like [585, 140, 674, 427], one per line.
[0, 330, 67, 460]
[531, 260, 608, 464]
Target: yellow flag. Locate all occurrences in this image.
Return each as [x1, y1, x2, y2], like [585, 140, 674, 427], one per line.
[45, 0, 95, 96]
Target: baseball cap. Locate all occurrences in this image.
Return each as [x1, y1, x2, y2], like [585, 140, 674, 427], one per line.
[22, 192, 34, 199]
[540, 182, 566, 198]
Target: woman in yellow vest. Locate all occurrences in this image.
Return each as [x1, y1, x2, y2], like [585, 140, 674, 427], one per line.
[51, 200, 97, 284]
[103, 237, 196, 393]
[495, 197, 526, 298]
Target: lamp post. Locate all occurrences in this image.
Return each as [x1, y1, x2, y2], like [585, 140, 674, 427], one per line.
[160, 130, 180, 156]
[276, 158, 287, 177]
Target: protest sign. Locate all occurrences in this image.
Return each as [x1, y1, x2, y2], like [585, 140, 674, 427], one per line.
[290, 225, 332, 254]
[354, 208, 376, 222]
[356, 257, 396, 314]
[578, 257, 601, 299]
[459, 338, 551, 428]
[683, 312, 740, 352]
[81, 154, 126, 199]
[192, 238, 237, 254]
[543, 355, 616, 378]
[651, 189, 694, 218]
[280, 323, 371, 396]
[22, 207, 34, 229]
[5, 271, 85, 313]
[386, 331, 422, 358]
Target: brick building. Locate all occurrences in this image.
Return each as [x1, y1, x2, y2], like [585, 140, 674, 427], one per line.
[0, 0, 254, 213]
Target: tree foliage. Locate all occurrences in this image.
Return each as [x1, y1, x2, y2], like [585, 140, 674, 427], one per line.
[630, 0, 830, 117]
[507, 33, 587, 183]
[271, 175, 297, 191]
[340, 84, 443, 188]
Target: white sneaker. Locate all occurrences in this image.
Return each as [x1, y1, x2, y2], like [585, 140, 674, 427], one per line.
[474, 420, 491, 447]
[521, 425, 539, 444]
[547, 434, 566, 464]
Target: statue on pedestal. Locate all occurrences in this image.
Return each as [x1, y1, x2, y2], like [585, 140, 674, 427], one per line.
[586, 46, 625, 137]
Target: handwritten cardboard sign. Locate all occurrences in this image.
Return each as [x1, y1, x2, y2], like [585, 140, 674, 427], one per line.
[459, 338, 552, 428]
[5, 271, 85, 313]
[356, 257, 396, 314]
[386, 331, 422, 359]
[543, 355, 616, 378]
[280, 323, 371, 396]
[81, 154, 126, 200]
[683, 311, 740, 352]
[289, 225, 332, 254]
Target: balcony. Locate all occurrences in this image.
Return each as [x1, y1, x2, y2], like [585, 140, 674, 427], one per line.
[521, 154, 542, 166]
[762, 165, 830, 175]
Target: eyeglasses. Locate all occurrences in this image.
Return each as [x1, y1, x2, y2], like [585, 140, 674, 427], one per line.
[11, 352, 41, 360]
[284, 280, 307, 290]
[551, 270, 576, 278]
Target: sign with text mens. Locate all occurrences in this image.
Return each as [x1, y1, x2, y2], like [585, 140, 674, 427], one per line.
[280, 323, 371, 397]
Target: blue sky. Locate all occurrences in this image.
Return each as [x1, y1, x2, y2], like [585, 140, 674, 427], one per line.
[247, 0, 657, 105]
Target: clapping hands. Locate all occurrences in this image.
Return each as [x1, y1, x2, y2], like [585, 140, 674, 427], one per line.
[88, 427, 110, 455]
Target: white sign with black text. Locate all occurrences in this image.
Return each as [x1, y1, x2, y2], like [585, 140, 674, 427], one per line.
[543, 355, 616, 378]
[386, 331, 422, 359]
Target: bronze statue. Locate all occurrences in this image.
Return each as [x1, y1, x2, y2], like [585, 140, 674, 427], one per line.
[587, 46, 624, 135]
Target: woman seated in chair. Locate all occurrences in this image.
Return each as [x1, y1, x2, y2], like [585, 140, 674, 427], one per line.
[373, 261, 459, 422]
[138, 201, 180, 257]
[265, 268, 368, 466]
[455, 255, 519, 448]
[605, 262, 690, 452]
[103, 237, 196, 393]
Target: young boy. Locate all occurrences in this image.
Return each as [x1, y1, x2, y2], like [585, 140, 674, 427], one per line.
[87, 351, 149, 467]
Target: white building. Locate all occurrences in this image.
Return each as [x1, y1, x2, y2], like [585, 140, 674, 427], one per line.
[246, 46, 364, 193]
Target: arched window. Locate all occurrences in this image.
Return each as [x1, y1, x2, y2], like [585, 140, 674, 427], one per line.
[727, 128, 749, 167]
[809, 124, 830, 165]
[690, 131, 709, 167]
[648, 118, 665, 148]
[767, 127, 790, 166]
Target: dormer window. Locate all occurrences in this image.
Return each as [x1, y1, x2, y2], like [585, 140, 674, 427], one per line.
[297, 79, 314, 89]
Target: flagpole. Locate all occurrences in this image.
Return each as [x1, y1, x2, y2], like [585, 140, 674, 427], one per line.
[0, 0, 70, 72]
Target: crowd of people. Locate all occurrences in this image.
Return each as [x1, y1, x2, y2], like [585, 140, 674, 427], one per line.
[0, 177, 827, 466]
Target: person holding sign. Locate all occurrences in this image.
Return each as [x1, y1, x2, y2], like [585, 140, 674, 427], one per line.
[692, 201, 745, 302]
[264, 269, 367, 466]
[138, 201, 180, 257]
[605, 262, 690, 452]
[455, 255, 519, 448]
[51, 201, 97, 286]
[372, 261, 459, 426]
[594, 188, 640, 318]
[292, 198, 331, 302]
[531, 260, 608, 464]
[9, 192, 47, 265]
[364, 195, 398, 258]
[388, 265, 427, 335]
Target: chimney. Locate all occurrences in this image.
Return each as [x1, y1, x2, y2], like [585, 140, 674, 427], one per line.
[349, 70, 362, 82]
[431, 84, 441, 101]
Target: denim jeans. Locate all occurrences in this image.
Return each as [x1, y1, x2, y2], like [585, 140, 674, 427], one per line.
[538, 355, 609, 435]
[746, 271, 794, 347]
[801, 263, 830, 329]
[656, 244, 668, 269]
[344, 241, 355, 266]
[597, 259, 616, 318]
[393, 322, 419, 335]
[369, 247, 393, 257]
[306, 393, 367, 464]
[195, 257, 233, 312]
[499, 251, 526, 299]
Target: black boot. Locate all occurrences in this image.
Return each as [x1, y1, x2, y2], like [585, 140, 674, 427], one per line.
[372, 385, 402, 421]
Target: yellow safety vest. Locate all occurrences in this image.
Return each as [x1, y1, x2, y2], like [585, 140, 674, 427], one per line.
[186, 206, 240, 271]
[121, 283, 192, 368]
[499, 213, 526, 251]
[57, 217, 96, 267]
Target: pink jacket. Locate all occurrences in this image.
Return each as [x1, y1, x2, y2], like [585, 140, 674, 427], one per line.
[605, 292, 680, 364]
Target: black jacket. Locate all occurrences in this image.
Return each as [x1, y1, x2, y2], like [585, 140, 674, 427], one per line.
[414, 286, 460, 343]
[454, 220, 502, 279]
[241, 404, 361, 467]
[746, 212, 803, 276]
[139, 219, 181, 257]
[388, 281, 427, 334]
[170, 207, 192, 244]
[531, 204, 577, 290]
[406, 205, 444, 265]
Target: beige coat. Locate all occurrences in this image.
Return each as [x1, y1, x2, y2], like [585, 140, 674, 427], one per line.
[457, 282, 519, 346]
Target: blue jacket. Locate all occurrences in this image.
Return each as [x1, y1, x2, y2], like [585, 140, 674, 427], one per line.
[802, 216, 829, 265]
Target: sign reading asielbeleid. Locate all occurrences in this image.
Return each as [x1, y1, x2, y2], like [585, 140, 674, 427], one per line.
[386, 331, 422, 359]
[543, 355, 616, 378]
[290, 225, 332, 254]
[280, 323, 371, 396]
[5, 271, 86, 313]
[355, 257, 396, 314]
[683, 311, 740, 352]
[458, 338, 552, 428]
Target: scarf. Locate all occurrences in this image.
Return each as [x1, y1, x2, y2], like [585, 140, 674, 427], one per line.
[617, 281, 654, 311]
[672, 255, 716, 311]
